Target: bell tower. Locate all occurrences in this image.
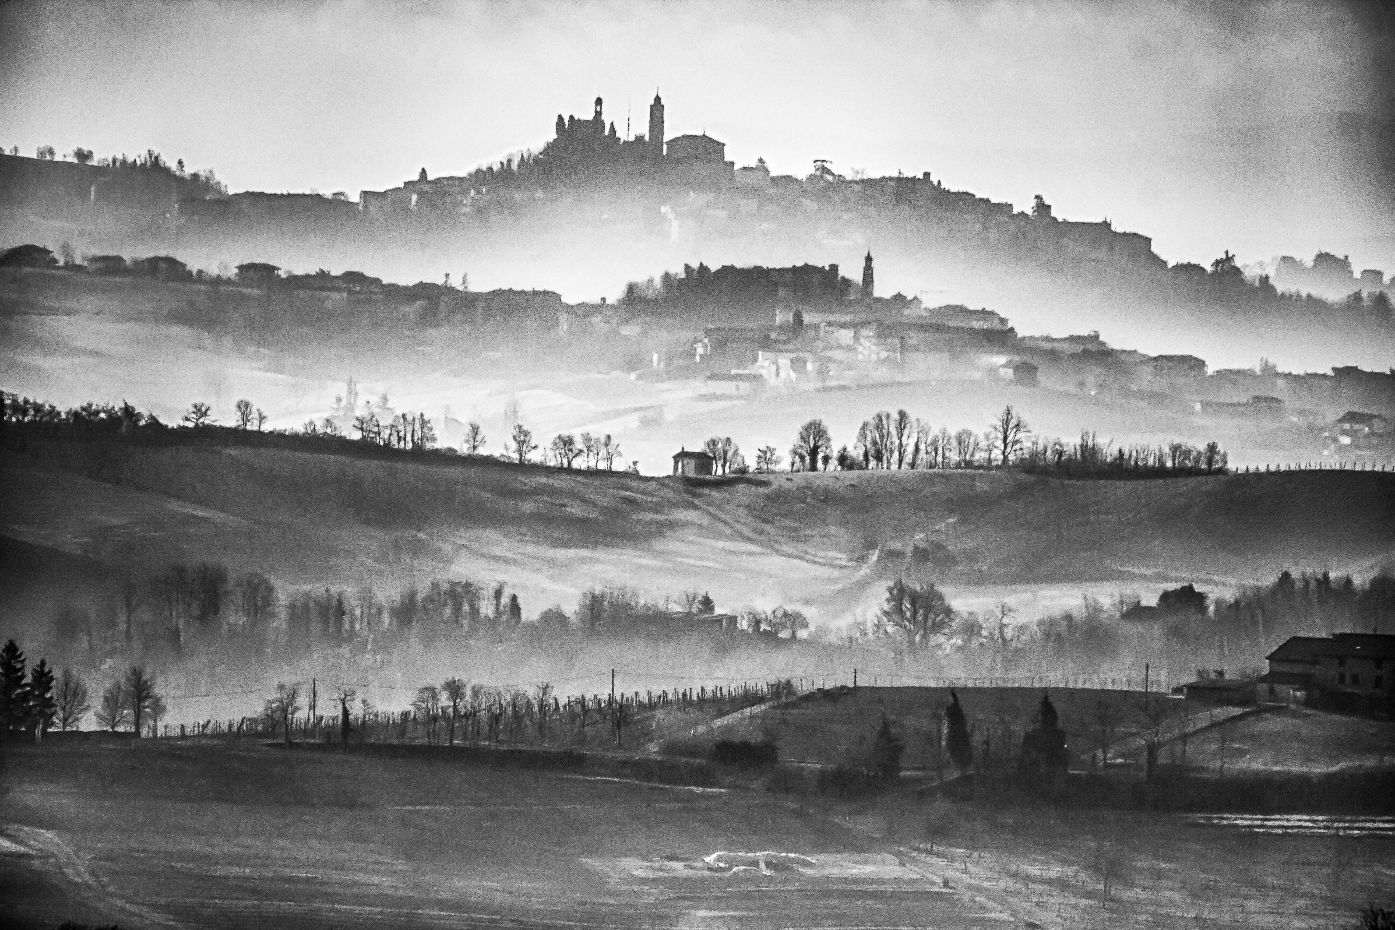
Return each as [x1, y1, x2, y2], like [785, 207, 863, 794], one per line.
[648, 90, 665, 156]
[862, 250, 874, 299]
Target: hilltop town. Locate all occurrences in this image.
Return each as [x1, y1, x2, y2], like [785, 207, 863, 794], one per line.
[3, 90, 1394, 319]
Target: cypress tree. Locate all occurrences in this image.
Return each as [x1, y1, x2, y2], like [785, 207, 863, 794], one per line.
[27, 659, 56, 738]
[870, 714, 904, 787]
[0, 640, 29, 739]
[1038, 693, 1059, 732]
[945, 690, 973, 771]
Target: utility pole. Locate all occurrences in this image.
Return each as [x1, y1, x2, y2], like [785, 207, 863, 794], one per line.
[853, 668, 858, 689]
[310, 678, 317, 734]
[610, 668, 615, 708]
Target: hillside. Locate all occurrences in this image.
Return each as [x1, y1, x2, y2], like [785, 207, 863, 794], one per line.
[3, 432, 1392, 640]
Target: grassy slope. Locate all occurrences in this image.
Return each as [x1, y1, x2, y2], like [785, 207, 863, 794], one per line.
[3, 436, 1394, 630]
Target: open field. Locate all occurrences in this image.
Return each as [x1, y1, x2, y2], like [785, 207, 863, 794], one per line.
[1159, 706, 1395, 774]
[1, 738, 1391, 929]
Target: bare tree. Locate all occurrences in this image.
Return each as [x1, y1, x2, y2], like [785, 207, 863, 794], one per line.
[880, 578, 954, 651]
[441, 677, 467, 746]
[255, 407, 268, 431]
[989, 405, 1028, 467]
[550, 433, 581, 468]
[892, 409, 914, 469]
[234, 399, 254, 429]
[412, 685, 442, 743]
[123, 666, 160, 738]
[533, 682, 554, 739]
[95, 681, 129, 732]
[703, 436, 724, 471]
[755, 445, 781, 473]
[264, 682, 300, 747]
[182, 402, 213, 428]
[462, 421, 486, 455]
[55, 668, 91, 731]
[510, 423, 537, 464]
[953, 428, 979, 467]
[599, 434, 620, 470]
[792, 419, 831, 472]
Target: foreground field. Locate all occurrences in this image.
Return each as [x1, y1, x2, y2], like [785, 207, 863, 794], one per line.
[1, 739, 1392, 929]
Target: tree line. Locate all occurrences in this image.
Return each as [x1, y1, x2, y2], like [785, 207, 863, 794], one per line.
[853, 569, 1394, 683]
[2, 391, 635, 473]
[47, 559, 812, 663]
[1, 638, 164, 739]
[758, 406, 1227, 477]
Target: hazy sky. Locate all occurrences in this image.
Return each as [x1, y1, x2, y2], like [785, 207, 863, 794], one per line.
[2, 0, 1392, 271]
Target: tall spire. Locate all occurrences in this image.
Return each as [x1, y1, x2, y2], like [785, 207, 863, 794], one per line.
[862, 250, 874, 300]
[648, 88, 666, 156]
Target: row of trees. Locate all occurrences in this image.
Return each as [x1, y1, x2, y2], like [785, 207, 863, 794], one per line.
[0, 640, 160, 739]
[856, 568, 1393, 683]
[774, 408, 1225, 477]
[49, 559, 815, 663]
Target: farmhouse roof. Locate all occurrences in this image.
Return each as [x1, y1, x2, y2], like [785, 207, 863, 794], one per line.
[1266, 633, 1395, 662]
[1266, 636, 1340, 662]
[672, 449, 715, 462]
[1336, 411, 1386, 426]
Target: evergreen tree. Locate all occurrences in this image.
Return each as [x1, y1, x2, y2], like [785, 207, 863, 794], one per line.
[945, 690, 973, 771]
[27, 659, 56, 738]
[1020, 692, 1070, 780]
[1037, 693, 1059, 732]
[870, 714, 904, 787]
[0, 639, 29, 738]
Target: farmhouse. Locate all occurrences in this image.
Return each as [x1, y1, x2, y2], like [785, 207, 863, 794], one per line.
[236, 262, 281, 288]
[672, 448, 716, 477]
[998, 359, 1040, 387]
[1335, 411, 1389, 440]
[1262, 633, 1395, 711]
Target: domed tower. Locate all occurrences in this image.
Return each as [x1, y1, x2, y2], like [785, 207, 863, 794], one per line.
[862, 250, 874, 299]
[648, 90, 665, 156]
[593, 97, 604, 134]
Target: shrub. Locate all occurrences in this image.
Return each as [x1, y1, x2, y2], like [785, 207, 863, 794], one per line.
[711, 738, 778, 768]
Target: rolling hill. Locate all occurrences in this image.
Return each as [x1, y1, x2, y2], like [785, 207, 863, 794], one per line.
[3, 431, 1392, 643]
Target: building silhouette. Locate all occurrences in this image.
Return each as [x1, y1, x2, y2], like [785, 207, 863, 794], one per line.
[648, 91, 665, 156]
[862, 250, 874, 299]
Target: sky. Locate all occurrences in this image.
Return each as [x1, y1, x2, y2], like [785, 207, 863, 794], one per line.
[1, 0, 1393, 272]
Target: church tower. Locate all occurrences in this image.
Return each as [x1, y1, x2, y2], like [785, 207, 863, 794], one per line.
[862, 250, 874, 299]
[648, 90, 665, 156]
